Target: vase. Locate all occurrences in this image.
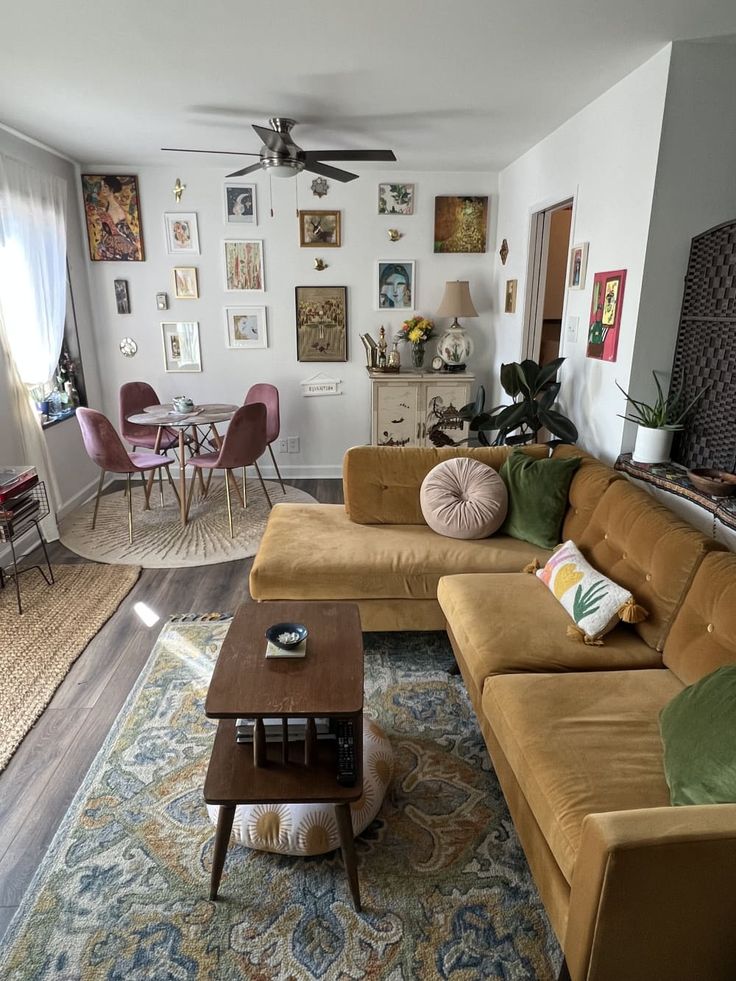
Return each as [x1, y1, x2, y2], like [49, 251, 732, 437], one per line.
[411, 342, 426, 370]
[632, 425, 675, 464]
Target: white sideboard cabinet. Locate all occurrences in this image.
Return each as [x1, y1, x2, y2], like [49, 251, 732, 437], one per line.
[369, 371, 476, 447]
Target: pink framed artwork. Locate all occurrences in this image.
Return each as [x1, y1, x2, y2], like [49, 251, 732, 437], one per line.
[587, 269, 626, 362]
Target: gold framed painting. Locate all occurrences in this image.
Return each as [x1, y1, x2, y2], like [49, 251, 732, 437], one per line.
[81, 174, 144, 261]
[433, 195, 488, 253]
[504, 279, 518, 313]
[173, 267, 198, 299]
[298, 210, 341, 247]
[295, 286, 347, 362]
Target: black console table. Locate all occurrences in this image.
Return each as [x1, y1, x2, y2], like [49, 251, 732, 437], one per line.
[0, 480, 54, 614]
[615, 453, 736, 537]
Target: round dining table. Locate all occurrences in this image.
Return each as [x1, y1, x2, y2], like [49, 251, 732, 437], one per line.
[126, 403, 238, 525]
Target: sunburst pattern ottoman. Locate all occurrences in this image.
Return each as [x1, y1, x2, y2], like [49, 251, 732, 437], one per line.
[206, 719, 393, 855]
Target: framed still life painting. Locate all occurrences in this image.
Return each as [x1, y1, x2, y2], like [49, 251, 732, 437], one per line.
[81, 174, 144, 261]
[161, 321, 201, 372]
[225, 306, 268, 349]
[433, 196, 488, 253]
[587, 269, 627, 362]
[224, 240, 264, 291]
[295, 286, 347, 362]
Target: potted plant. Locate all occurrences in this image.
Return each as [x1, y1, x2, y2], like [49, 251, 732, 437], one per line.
[617, 371, 709, 464]
[454, 357, 578, 447]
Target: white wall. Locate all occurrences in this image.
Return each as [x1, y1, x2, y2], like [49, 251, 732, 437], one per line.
[0, 125, 101, 517]
[629, 40, 736, 431]
[82, 167, 497, 477]
[491, 46, 671, 463]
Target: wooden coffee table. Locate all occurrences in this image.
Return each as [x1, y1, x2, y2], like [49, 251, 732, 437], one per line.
[204, 601, 364, 909]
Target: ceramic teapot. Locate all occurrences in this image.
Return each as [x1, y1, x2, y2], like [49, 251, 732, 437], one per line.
[172, 395, 195, 414]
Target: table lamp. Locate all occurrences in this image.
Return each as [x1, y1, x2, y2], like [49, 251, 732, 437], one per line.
[435, 280, 478, 372]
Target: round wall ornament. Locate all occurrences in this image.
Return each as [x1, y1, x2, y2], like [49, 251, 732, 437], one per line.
[119, 337, 138, 358]
[310, 177, 329, 198]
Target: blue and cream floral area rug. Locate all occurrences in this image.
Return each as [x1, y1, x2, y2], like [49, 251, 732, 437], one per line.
[0, 618, 562, 980]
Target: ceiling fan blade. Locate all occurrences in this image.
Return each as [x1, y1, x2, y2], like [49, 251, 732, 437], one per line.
[303, 161, 359, 183]
[304, 150, 396, 162]
[226, 162, 264, 178]
[252, 124, 293, 155]
[161, 147, 260, 156]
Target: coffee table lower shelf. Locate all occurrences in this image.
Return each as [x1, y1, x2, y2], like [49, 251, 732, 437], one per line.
[204, 718, 363, 909]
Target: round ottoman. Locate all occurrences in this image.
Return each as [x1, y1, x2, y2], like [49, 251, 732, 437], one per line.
[206, 719, 393, 856]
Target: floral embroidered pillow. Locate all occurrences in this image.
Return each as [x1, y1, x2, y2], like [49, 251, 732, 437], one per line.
[535, 540, 647, 643]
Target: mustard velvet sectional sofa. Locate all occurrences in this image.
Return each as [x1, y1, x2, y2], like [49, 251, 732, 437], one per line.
[250, 444, 736, 981]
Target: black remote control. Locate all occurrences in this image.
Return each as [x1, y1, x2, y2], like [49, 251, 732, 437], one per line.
[336, 719, 357, 786]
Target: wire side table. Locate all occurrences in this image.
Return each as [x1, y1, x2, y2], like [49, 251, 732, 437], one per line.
[0, 481, 54, 614]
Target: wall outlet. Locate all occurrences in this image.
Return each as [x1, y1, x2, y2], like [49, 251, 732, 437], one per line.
[287, 436, 300, 454]
[278, 438, 288, 454]
[566, 315, 580, 342]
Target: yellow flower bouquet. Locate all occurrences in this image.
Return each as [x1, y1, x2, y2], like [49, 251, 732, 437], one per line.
[398, 316, 434, 344]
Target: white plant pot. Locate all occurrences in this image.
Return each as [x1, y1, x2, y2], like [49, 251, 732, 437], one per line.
[632, 426, 675, 464]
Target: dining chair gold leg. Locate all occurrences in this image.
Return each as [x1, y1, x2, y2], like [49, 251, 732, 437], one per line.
[140, 472, 152, 510]
[242, 467, 247, 508]
[158, 467, 164, 508]
[227, 468, 244, 507]
[254, 461, 273, 509]
[126, 473, 134, 544]
[268, 443, 286, 494]
[224, 468, 234, 538]
[185, 466, 199, 521]
[202, 470, 213, 500]
[91, 469, 105, 530]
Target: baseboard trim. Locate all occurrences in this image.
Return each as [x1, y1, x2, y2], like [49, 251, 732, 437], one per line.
[166, 463, 343, 480]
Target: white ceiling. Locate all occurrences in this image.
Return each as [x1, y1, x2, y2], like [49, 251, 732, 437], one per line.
[2, 1, 736, 172]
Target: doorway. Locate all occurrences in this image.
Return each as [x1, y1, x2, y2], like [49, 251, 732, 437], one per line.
[522, 200, 573, 365]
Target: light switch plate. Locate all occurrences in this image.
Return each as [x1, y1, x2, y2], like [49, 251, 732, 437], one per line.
[566, 315, 580, 342]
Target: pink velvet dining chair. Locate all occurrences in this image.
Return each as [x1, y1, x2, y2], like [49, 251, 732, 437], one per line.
[185, 402, 272, 537]
[119, 381, 179, 452]
[77, 407, 179, 544]
[244, 383, 285, 494]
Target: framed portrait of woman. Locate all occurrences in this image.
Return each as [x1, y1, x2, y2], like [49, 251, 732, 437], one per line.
[164, 213, 200, 255]
[81, 175, 144, 261]
[376, 260, 415, 311]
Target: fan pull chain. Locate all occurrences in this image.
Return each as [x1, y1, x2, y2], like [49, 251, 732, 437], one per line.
[295, 173, 299, 217]
[269, 174, 274, 218]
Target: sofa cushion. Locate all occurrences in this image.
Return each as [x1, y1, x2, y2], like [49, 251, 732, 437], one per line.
[551, 443, 624, 541]
[420, 457, 507, 540]
[250, 504, 545, 602]
[578, 479, 723, 651]
[437, 573, 662, 693]
[500, 451, 581, 549]
[482, 669, 680, 881]
[662, 551, 736, 686]
[343, 444, 548, 525]
[660, 665, 736, 806]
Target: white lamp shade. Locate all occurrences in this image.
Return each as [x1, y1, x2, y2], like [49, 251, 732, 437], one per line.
[435, 280, 478, 318]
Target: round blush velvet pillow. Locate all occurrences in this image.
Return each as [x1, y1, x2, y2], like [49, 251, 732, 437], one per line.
[420, 457, 508, 539]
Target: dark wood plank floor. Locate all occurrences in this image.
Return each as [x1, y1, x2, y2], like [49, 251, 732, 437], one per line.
[0, 478, 343, 941]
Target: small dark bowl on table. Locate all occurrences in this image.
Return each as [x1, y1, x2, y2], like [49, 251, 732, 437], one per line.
[687, 468, 736, 497]
[265, 622, 309, 650]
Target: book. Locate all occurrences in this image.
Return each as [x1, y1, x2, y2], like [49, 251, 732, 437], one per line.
[235, 717, 333, 744]
[0, 468, 38, 503]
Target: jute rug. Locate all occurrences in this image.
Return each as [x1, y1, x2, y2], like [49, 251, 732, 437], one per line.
[0, 618, 561, 979]
[59, 477, 316, 568]
[0, 562, 140, 772]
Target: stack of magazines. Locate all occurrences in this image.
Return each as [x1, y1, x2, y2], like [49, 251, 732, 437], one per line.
[235, 717, 334, 745]
[0, 466, 40, 539]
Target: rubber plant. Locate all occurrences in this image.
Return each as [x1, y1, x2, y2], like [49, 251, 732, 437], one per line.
[456, 357, 579, 447]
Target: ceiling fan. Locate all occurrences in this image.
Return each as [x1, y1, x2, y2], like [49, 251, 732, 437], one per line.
[162, 117, 396, 182]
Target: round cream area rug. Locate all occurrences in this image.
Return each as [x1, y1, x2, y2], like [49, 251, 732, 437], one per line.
[60, 477, 316, 568]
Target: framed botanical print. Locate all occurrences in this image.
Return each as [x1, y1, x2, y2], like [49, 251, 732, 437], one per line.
[568, 242, 589, 290]
[164, 212, 200, 254]
[173, 266, 198, 299]
[587, 269, 627, 362]
[295, 286, 347, 362]
[376, 260, 415, 310]
[298, 210, 341, 247]
[433, 195, 488, 253]
[225, 306, 268, 349]
[378, 183, 415, 215]
[81, 174, 144, 261]
[224, 240, 264, 291]
[224, 182, 257, 224]
[161, 321, 201, 372]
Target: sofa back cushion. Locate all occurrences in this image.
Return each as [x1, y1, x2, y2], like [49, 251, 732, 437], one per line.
[662, 551, 736, 686]
[343, 444, 548, 525]
[551, 443, 624, 541]
[577, 480, 724, 651]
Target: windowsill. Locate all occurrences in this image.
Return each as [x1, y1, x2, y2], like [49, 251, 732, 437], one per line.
[41, 407, 77, 430]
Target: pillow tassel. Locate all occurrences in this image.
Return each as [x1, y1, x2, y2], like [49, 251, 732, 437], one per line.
[522, 558, 541, 574]
[567, 624, 604, 646]
[618, 598, 649, 624]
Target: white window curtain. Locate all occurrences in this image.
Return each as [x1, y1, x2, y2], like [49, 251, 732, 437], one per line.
[0, 154, 68, 540]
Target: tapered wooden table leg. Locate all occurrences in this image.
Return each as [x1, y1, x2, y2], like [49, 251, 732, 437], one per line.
[335, 802, 361, 912]
[179, 429, 187, 525]
[145, 426, 163, 505]
[210, 804, 236, 900]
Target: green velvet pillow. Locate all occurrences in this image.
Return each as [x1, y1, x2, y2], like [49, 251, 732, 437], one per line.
[499, 451, 580, 549]
[659, 665, 736, 806]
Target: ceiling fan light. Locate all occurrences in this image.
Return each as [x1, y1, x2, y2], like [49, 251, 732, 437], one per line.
[262, 158, 304, 178]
